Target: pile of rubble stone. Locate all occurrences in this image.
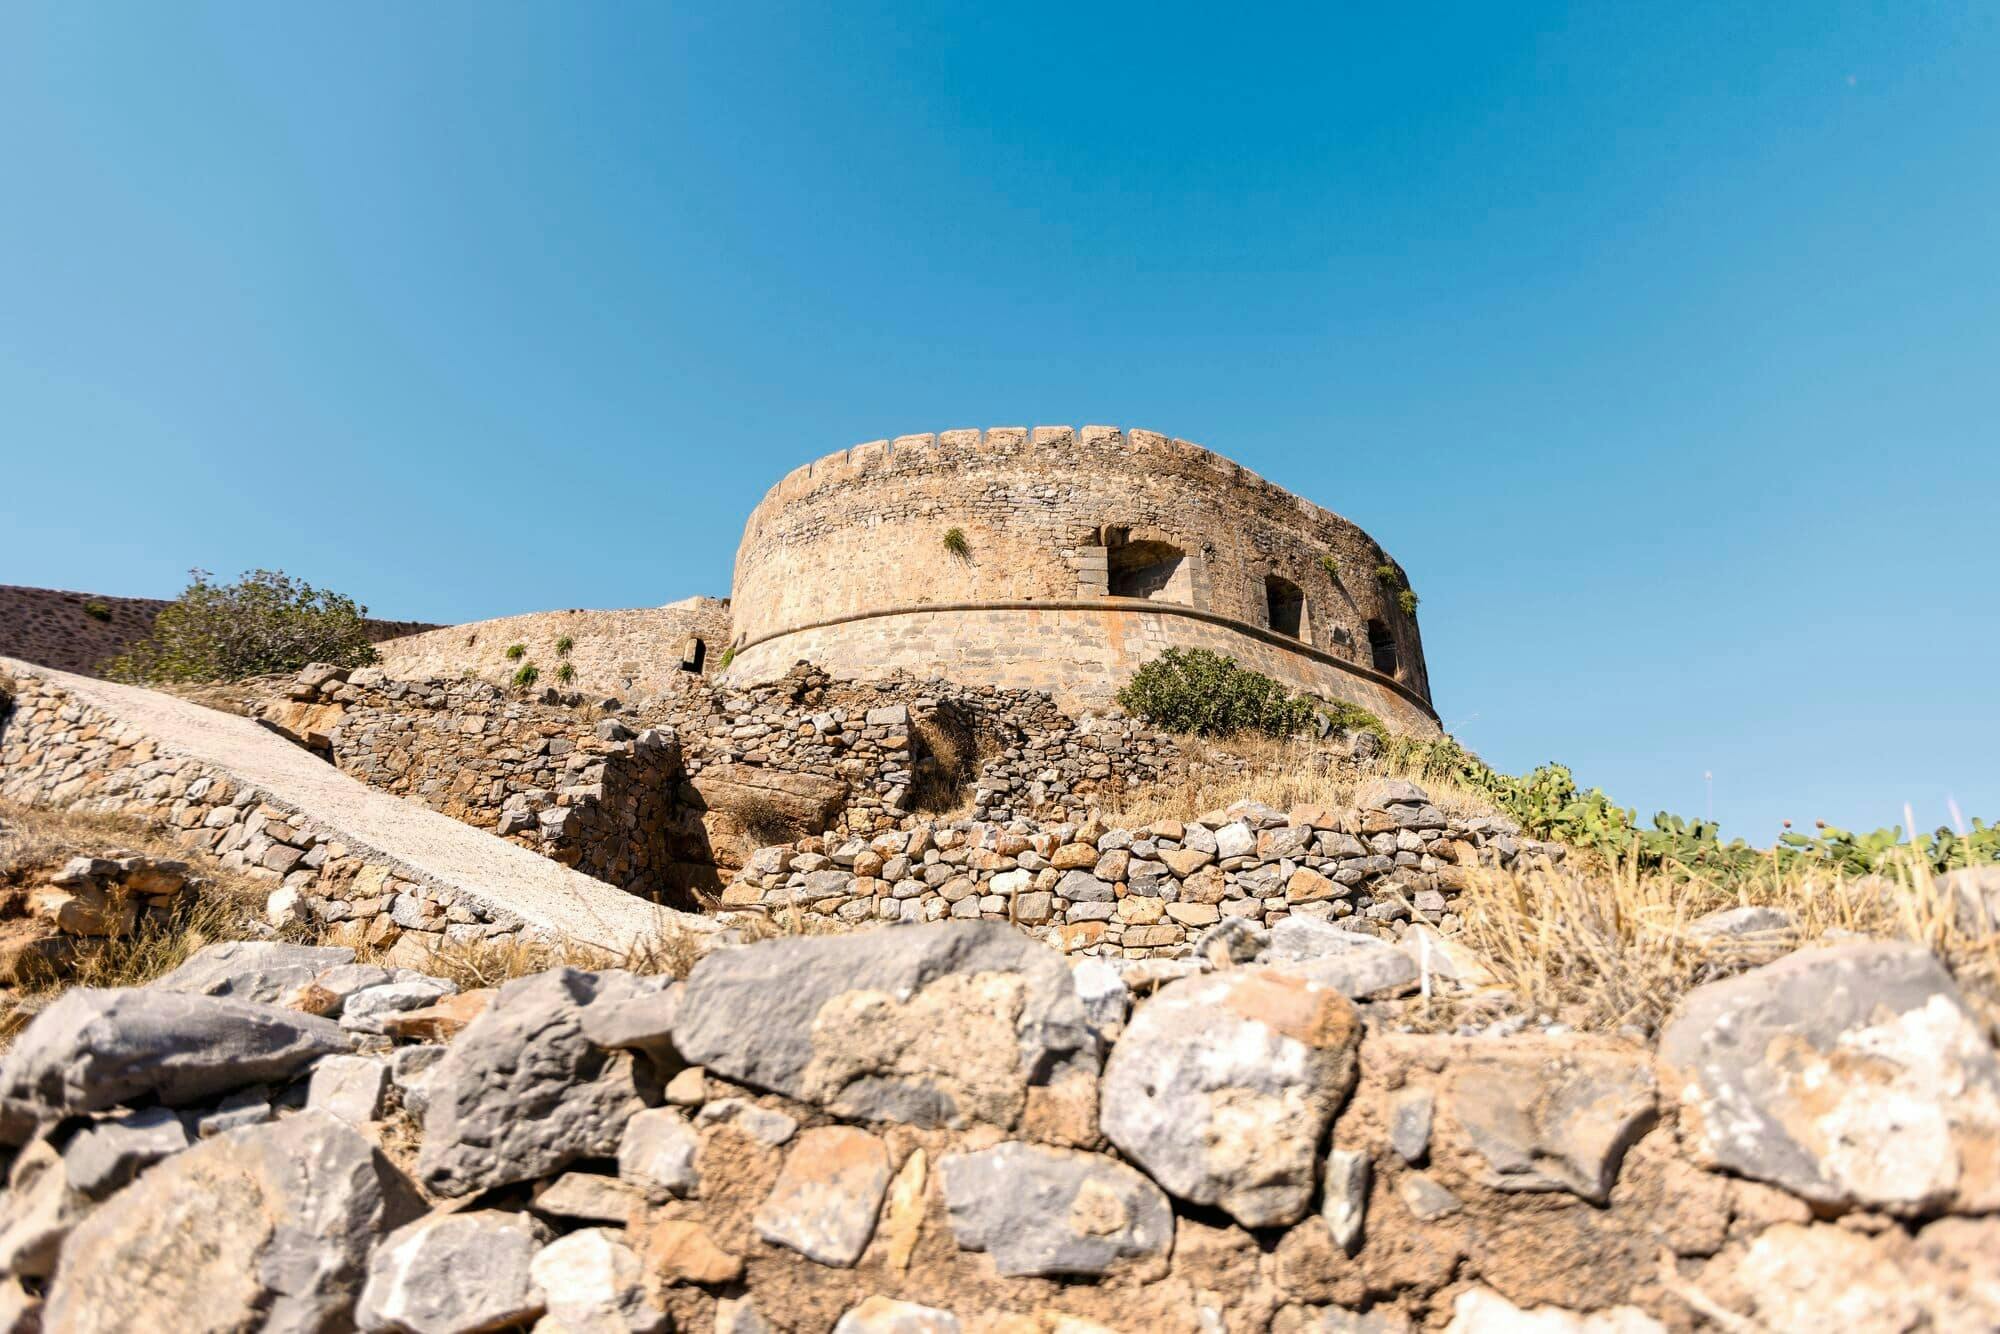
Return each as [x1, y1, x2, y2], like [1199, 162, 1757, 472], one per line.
[0, 909, 1993, 1332]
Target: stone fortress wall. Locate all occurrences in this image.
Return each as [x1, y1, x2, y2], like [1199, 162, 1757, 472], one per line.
[724, 426, 1440, 735]
[369, 597, 731, 700]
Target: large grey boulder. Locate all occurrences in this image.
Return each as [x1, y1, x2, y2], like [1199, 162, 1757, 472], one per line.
[1940, 864, 2000, 934]
[938, 1142, 1171, 1277]
[43, 1111, 420, 1334]
[355, 1210, 552, 1334]
[0, 987, 347, 1136]
[150, 940, 357, 1004]
[1267, 926, 1420, 1000]
[61, 1105, 190, 1198]
[1658, 942, 2000, 1215]
[0, 1141, 85, 1278]
[673, 922, 1098, 1130]
[1099, 968, 1362, 1227]
[417, 968, 655, 1198]
[1442, 1043, 1657, 1203]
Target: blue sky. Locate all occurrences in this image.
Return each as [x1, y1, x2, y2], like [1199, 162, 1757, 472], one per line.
[4, 3, 1995, 842]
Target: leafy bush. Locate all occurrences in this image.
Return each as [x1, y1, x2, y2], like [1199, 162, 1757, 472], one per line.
[1397, 588, 1420, 615]
[82, 600, 112, 622]
[511, 662, 540, 688]
[554, 635, 574, 658]
[1117, 648, 1384, 741]
[1318, 554, 1340, 580]
[554, 661, 576, 684]
[1380, 734, 1997, 881]
[942, 527, 971, 558]
[1374, 563, 1399, 585]
[104, 569, 377, 684]
[504, 643, 526, 661]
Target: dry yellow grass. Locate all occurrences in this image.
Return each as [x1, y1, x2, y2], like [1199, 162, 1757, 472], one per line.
[1408, 851, 2000, 1035]
[0, 799, 278, 1042]
[1097, 736, 2000, 1035]
[1103, 731, 1498, 827]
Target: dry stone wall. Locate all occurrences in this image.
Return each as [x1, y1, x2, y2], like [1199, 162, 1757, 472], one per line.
[728, 426, 1435, 727]
[284, 662, 1188, 899]
[0, 660, 695, 957]
[720, 779, 1558, 959]
[2, 921, 1992, 1331]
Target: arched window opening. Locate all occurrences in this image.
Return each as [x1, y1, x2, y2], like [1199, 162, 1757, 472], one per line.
[1108, 539, 1191, 603]
[1368, 620, 1398, 676]
[680, 636, 707, 673]
[1265, 575, 1306, 639]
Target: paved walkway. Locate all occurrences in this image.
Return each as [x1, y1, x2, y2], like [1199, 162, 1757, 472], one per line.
[3, 658, 713, 952]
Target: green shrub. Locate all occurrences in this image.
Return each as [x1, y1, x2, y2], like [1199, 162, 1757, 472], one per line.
[82, 600, 112, 622]
[504, 643, 526, 661]
[941, 527, 971, 558]
[554, 661, 576, 684]
[511, 662, 540, 688]
[554, 634, 574, 658]
[1397, 588, 1420, 615]
[1318, 555, 1340, 580]
[1118, 648, 1318, 738]
[1374, 563, 1399, 585]
[1377, 734, 1997, 881]
[104, 569, 377, 684]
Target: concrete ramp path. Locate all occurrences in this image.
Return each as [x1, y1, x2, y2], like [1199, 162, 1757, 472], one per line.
[0, 658, 713, 953]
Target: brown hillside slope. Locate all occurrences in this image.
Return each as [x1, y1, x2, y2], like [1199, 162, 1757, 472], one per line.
[0, 584, 437, 677]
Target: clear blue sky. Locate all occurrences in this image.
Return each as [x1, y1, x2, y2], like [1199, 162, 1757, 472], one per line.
[4, 3, 1995, 842]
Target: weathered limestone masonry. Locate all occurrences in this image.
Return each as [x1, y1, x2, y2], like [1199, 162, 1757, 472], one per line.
[3, 922, 1994, 1330]
[721, 779, 1558, 958]
[726, 426, 1441, 734]
[369, 596, 731, 699]
[280, 666, 695, 903]
[280, 662, 1188, 898]
[0, 659, 703, 957]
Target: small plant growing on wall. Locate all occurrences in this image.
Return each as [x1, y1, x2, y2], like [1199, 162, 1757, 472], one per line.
[82, 599, 112, 621]
[504, 642, 526, 661]
[554, 660, 576, 684]
[719, 645, 737, 670]
[554, 634, 574, 658]
[1374, 562, 1399, 586]
[1317, 554, 1340, 580]
[511, 662, 540, 688]
[941, 527, 971, 559]
[1398, 588, 1420, 615]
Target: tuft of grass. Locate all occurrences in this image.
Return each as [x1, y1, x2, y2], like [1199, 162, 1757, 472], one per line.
[1398, 588, 1420, 615]
[1318, 554, 1340, 580]
[82, 599, 112, 622]
[504, 643, 527, 661]
[941, 527, 971, 559]
[511, 662, 540, 688]
[1374, 562, 1400, 586]
[554, 661, 576, 684]
[554, 635, 574, 658]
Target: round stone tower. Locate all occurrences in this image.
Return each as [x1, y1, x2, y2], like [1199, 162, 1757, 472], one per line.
[725, 425, 1439, 735]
